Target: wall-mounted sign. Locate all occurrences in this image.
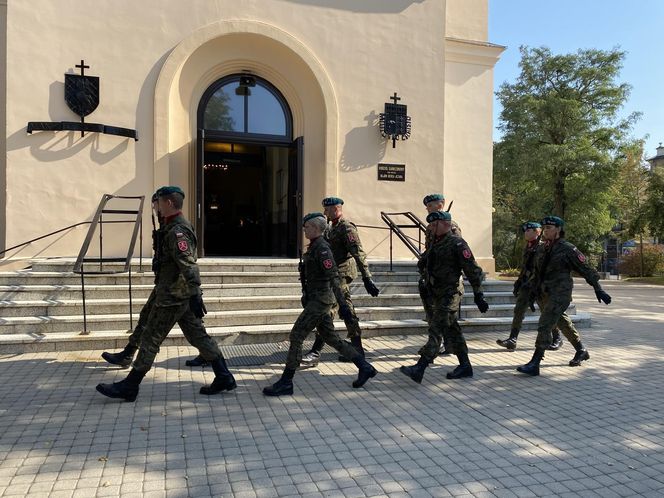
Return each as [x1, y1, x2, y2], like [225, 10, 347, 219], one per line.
[377, 163, 405, 182]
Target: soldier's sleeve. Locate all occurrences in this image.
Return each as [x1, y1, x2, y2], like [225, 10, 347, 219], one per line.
[567, 244, 600, 289]
[456, 239, 484, 293]
[344, 223, 372, 278]
[167, 228, 201, 297]
[319, 246, 346, 305]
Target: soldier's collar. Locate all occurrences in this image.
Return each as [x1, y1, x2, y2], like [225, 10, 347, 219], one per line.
[331, 215, 342, 226]
[163, 211, 183, 225]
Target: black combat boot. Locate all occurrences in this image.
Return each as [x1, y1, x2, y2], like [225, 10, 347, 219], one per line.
[352, 357, 377, 388]
[263, 368, 295, 396]
[185, 355, 210, 367]
[96, 368, 146, 402]
[200, 357, 237, 395]
[496, 328, 519, 350]
[339, 336, 365, 362]
[101, 344, 137, 368]
[400, 356, 429, 384]
[548, 330, 563, 351]
[446, 352, 473, 379]
[516, 349, 545, 376]
[569, 343, 590, 366]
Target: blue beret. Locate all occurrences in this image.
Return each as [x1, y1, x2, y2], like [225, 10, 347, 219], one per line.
[426, 210, 452, 223]
[322, 197, 344, 207]
[521, 221, 542, 232]
[302, 212, 326, 225]
[423, 193, 445, 205]
[156, 186, 185, 198]
[541, 215, 564, 227]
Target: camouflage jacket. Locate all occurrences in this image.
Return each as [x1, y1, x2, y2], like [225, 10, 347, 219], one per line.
[154, 213, 202, 305]
[421, 233, 484, 295]
[514, 238, 541, 289]
[326, 217, 371, 280]
[530, 238, 600, 300]
[421, 221, 463, 274]
[303, 236, 345, 305]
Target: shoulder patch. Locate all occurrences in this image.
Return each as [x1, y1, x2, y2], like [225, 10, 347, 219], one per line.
[462, 248, 472, 259]
[177, 240, 189, 252]
[323, 259, 333, 269]
[347, 232, 356, 243]
[573, 247, 586, 263]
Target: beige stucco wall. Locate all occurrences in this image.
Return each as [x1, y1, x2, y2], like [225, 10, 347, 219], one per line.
[1, 0, 502, 271]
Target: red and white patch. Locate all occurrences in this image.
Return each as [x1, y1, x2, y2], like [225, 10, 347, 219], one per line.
[178, 240, 189, 252]
[323, 259, 333, 269]
[577, 252, 586, 263]
[347, 232, 356, 243]
[462, 249, 472, 259]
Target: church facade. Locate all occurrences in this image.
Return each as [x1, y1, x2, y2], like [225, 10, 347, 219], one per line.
[0, 0, 503, 271]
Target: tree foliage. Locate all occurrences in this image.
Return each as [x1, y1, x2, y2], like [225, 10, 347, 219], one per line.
[493, 46, 639, 268]
[641, 167, 664, 239]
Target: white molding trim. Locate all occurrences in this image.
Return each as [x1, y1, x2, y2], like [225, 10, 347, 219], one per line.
[445, 37, 505, 67]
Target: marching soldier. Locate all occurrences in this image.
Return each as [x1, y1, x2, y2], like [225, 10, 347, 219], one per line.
[495, 222, 563, 351]
[96, 186, 236, 401]
[517, 216, 611, 376]
[401, 211, 488, 383]
[299, 197, 380, 367]
[101, 191, 209, 368]
[263, 212, 377, 396]
[419, 193, 461, 357]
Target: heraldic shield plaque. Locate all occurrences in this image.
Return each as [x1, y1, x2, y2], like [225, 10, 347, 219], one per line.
[65, 74, 99, 117]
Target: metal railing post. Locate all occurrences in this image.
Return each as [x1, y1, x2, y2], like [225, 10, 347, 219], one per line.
[81, 271, 88, 335]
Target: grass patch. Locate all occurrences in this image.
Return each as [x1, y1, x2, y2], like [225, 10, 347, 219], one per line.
[623, 276, 664, 285]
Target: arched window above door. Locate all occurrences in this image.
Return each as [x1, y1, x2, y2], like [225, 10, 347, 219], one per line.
[199, 75, 292, 140]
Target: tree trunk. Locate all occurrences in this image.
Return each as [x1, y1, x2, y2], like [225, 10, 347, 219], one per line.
[553, 174, 566, 218]
[639, 233, 644, 277]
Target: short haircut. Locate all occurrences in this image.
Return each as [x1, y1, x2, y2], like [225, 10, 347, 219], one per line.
[163, 192, 184, 210]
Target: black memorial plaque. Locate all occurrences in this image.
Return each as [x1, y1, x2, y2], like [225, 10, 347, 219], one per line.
[377, 163, 405, 182]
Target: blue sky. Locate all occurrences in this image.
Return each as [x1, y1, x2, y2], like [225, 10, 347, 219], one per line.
[489, 0, 664, 159]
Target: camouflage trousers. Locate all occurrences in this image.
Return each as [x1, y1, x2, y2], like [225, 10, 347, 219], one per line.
[132, 298, 222, 373]
[418, 275, 434, 323]
[419, 287, 466, 360]
[510, 287, 560, 341]
[286, 297, 360, 370]
[126, 289, 156, 348]
[534, 292, 581, 351]
[315, 276, 362, 341]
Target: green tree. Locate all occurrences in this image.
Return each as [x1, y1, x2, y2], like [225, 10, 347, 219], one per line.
[642, 167, 664, 240]
[204, 90, 235, 131]
[493, 46, 639, 265]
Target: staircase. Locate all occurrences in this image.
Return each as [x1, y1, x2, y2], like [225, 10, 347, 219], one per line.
[0, 258, 591, 353]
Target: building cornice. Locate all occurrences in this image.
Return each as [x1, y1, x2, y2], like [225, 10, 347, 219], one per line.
[445, 37, 505, 67]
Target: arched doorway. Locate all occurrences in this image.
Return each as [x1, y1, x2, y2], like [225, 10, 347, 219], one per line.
[196, 74, 303, 257]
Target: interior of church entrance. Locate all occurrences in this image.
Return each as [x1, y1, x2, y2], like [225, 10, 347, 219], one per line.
[202, 141, 292, 257]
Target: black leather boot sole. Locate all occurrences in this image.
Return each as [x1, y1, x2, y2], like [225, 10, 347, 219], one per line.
[101, 351, 133, 368]
[352, 364, 377, 388]
[446, 364, 473, 379]
[263, 381, 294, 396]
[200, 376, 237, 395]
[400, 365, 425, 384]
[569, 349, 590, 366]
[95, 382, 138, 402]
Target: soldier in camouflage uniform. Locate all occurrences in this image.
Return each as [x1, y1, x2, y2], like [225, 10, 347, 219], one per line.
[263, 212, 378, 396]
[96, 186, 236, 401]
[517, 216, 612, 376]
[101, 192, 209, 368]
[496, 221, 563, 351]
[401, 211, 489, 383]
[299, 197, 380, 367]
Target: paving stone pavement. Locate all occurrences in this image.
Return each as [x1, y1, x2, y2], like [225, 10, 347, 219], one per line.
[0, 281, 662, 497]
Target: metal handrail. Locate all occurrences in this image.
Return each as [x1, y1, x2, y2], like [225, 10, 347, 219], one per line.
[380, 211, 427, 270]
[0, 222, 91, 257]
[73, 194, 145, 334]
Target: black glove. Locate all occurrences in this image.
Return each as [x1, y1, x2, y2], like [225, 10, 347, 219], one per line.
[338, 303, 353, 321]
[189, 294, 207, 318]
[363, 277, 380, 297]
[595, 288, 612, 305]
[473, 292, 489, 313]
[512, 280, 522, 297]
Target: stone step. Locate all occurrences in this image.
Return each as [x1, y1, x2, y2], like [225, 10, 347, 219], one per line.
[0, 301, 571, 335]
[28, 258, 420, 273]
[0, 313, 592, 353]
[0, 280, 513, 301]
[0, 291, 526, 317]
